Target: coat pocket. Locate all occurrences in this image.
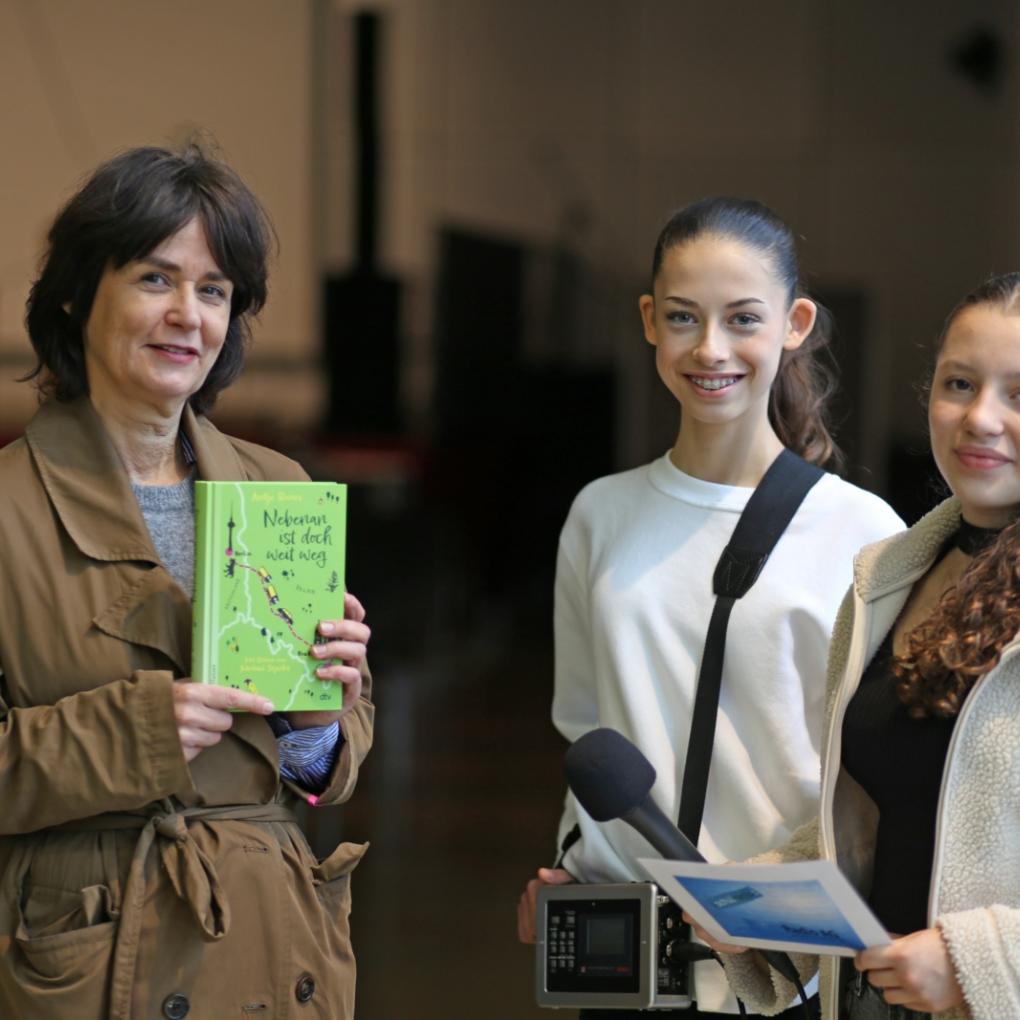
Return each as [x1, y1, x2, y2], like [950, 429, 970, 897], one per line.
[302, 841, 368, 1013]
[13, 882, 117, 1010]
[311, 841, 369, 908]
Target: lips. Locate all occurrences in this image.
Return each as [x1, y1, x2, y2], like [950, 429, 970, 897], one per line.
[686, 374, 743, 392]
[148, 343, 199, 357]
[955, 446, 1012, 470]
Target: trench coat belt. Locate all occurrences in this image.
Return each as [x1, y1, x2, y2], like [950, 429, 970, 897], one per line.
[55, 800, 299, 1020]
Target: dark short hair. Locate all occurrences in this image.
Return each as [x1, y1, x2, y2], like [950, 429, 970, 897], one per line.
[25, 144, 274, 415]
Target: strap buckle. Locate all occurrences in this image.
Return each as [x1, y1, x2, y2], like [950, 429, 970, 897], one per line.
[713, 547, 767, 599]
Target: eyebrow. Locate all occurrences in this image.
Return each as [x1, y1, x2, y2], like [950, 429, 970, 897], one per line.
[939, 358, 1020, 380]
[139, 255, 230, 283]
[663, 296, 766, 309]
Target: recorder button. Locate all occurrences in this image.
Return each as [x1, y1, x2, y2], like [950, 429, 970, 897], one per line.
[664, 938, 685, 960]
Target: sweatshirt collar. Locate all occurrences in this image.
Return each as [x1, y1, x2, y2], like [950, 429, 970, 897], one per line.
[647, 451, 755, 511]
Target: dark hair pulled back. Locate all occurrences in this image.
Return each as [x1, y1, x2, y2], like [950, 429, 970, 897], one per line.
[895, 271, 1020, 717]
[24, 143, 275, 415]
[651, 197, 841, 469]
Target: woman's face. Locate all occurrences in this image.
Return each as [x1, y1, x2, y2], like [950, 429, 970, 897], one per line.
[638, 236, 814, 441]
[930, 303, 1020, 527]
[83, 216, 233, 419]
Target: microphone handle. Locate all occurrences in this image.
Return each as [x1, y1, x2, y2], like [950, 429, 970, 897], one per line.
[620, 798, 705, 862]
[622, 798, 804, 990]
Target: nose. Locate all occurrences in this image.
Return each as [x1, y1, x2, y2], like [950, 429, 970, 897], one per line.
[963, 388, 1005, 437]
[166, 286, 202, 330]
[692, 322, 728, 366]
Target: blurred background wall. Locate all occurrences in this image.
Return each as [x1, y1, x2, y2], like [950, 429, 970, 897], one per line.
[0, 1, 1016, 1016]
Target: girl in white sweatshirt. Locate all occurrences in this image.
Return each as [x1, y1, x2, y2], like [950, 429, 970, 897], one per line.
[517, 197, 903, 1018]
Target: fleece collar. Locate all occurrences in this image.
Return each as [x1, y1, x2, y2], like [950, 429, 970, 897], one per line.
[852, 496, 962, 601]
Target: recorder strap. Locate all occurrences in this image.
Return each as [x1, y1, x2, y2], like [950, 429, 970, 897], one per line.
[676, 448, 823, 842]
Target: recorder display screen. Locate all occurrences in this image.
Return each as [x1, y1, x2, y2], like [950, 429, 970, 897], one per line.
[582, 914, 633, 971]
[545, 898, 641, 994]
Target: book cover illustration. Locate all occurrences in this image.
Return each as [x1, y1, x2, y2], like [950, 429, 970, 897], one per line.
[192, 480, 347, 711]
[639, 858, 890, 957]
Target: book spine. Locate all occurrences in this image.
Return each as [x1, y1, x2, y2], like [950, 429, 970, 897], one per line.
[191, 481, 218, 683]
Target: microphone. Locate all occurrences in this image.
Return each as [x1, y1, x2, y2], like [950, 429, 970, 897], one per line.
[564, 726, 704, 863]
[564, 727, 805, 990]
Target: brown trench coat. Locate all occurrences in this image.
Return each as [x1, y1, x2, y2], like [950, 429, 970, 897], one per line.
[0, 397, 374, 1020]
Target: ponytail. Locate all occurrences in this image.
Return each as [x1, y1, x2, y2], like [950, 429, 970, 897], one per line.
[769, 300, 842, 469]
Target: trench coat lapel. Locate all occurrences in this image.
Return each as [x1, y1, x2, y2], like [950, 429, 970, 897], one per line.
[26, 398, 281, 772]
[183, 403, 248, 483]
[26, 398, 191, 673]
[27, 397, 160, 563]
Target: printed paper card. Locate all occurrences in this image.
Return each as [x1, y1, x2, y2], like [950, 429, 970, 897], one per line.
[639, 857, 890, 956]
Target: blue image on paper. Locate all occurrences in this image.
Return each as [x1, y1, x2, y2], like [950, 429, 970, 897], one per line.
[675, 876, 864, 950]
[710, 885, 762, 910]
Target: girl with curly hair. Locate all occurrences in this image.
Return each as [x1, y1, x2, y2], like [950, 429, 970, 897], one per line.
[712, 272, 1020, 1019]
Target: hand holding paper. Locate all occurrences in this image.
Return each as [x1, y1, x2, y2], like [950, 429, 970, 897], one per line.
[856, 928, 963, 1012]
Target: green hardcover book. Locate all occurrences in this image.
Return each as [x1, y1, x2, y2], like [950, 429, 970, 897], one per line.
[192, 480, 347, 711]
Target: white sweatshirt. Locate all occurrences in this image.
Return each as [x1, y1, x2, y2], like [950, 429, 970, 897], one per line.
[552, 452, 904, 1012]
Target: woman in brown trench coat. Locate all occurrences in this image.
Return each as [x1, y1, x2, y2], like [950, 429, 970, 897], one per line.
[0, 146, 374, 1019]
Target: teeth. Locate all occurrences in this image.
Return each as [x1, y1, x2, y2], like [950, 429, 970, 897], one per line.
[690, 376, 738, 391]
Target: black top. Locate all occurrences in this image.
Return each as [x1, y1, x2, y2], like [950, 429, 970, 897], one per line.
[840, 522, 1001, 933]
[841, 632, 957, 934]
[955, 517, 1003, 556]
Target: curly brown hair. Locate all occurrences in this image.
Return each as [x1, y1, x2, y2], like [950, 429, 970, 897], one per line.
[894, 272, 1020, 717]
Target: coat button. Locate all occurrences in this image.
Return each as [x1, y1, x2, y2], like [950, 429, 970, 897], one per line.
[162, 993, 190, 1019]
[295, 974, 316, 1003]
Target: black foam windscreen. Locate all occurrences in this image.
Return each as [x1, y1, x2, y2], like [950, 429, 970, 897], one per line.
[564, 727, 656, 822]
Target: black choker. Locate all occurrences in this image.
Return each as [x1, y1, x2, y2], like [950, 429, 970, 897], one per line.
[954, 519, 1003, 556]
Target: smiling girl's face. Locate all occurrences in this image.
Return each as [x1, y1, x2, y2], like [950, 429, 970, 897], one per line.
[638, 235, 815, 453]
[83, 216, 234, 420]
[929, 303, 1020, 527]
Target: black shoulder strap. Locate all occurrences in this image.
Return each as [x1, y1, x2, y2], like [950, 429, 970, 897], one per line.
[676, 449, 824, 843]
